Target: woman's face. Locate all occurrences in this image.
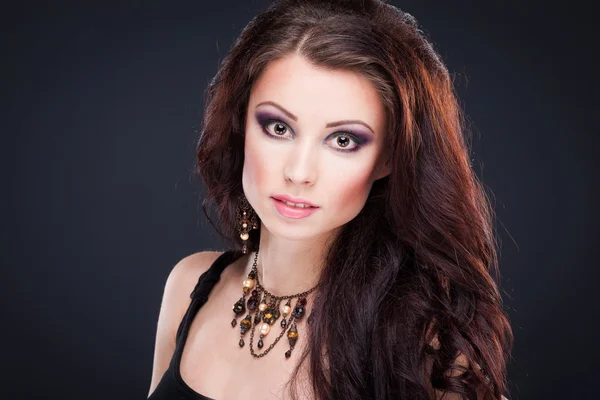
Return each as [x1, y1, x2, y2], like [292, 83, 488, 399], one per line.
[242, 53, 390, 241]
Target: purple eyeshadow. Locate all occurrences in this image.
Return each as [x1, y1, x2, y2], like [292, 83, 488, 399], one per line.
[255, 111, 284, 127]
[254, 110, 374, 151]
[341, 129, 372, 145]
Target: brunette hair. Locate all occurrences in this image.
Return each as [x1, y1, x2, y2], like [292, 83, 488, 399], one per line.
[195, 0, 513, 398]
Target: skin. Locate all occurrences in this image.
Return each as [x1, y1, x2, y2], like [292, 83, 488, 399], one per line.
[148, 53, 479, 399]
[148, 53, 391, 399]
[241, 53, 391, 297]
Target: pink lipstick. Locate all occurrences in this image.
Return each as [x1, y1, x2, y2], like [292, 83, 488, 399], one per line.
[271, 197, 319, 219]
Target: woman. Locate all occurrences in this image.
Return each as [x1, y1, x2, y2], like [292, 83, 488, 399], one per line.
[148, 0, 513, 399]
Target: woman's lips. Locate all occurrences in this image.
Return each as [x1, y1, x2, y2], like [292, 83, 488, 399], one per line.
[271, 197, 319, 219]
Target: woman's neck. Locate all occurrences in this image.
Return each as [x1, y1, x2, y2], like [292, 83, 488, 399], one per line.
[244, 226, 337, 297]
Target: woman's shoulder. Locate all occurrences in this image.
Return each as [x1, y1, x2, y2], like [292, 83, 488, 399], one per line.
[148, 250, 226, 395]
[166, 250, 225, 292]
[158, 250, 226, 331]
[174, 250, 225, 272]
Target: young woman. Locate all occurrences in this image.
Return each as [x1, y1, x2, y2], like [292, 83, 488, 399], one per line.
[148, 0, 513, 399]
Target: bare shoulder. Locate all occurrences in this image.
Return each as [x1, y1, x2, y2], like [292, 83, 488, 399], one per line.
[166, 250, 224, 294]
[160, 250, 226, 323]
[157, 250, 224, 337]
[147, 250, 224, 397]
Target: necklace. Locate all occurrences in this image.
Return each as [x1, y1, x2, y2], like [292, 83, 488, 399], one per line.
[230, 249, 318, 358]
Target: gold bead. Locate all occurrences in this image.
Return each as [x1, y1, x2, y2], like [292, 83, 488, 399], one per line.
[260, 323, 270, 335]
[240, 232, 249, 241]
[258, 303, 267, 312]
[243, 278, 255, 288]
[264, 312, 272, 319]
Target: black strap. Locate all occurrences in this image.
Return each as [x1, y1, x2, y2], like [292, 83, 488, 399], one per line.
[174, 249, 244, 344]
[189, 249, 245, 301]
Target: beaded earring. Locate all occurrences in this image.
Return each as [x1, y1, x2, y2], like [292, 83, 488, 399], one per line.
[236, 194, 259, 254]
[231, 249, 317, 358]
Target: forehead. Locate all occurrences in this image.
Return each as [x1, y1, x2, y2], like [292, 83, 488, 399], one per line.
[249, 54, 386, 131]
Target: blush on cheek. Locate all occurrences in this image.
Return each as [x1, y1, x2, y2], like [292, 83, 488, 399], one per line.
[333, 172, 374, 213]
[243, 153, 262, 190]
[243, 133, 269, 195]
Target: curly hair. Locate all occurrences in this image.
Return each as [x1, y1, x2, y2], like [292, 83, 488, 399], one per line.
[195, 0, 513, 398]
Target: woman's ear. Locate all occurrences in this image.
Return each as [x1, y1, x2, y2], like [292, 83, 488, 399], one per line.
[374, 155, 392, 180]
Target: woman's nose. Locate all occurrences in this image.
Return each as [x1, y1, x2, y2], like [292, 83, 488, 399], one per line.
[283, 141, 318, 186]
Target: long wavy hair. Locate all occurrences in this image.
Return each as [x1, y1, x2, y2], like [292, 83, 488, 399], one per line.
[195, 0, 513, 398]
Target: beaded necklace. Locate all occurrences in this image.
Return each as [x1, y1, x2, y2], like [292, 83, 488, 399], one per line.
[231, 249, 317, 358]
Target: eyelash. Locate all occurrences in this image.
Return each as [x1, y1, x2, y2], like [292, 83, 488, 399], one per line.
[259, 119, 365, 153]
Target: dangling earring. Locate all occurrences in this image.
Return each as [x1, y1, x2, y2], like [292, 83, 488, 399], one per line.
[236, 193, 259, 254]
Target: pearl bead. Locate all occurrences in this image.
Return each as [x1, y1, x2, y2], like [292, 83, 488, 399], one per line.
[260, 323, 270, 335]
[243, 278, 254, 288]
[258, 303, 267, 312]
[240, 232, 249, 240]
[282, 305, 291, 315]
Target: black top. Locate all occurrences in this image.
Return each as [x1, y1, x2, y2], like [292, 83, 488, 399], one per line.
[148, 249, 246, 400]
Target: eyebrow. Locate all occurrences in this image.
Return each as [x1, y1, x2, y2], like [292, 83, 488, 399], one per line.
[255, 101, 375, 135]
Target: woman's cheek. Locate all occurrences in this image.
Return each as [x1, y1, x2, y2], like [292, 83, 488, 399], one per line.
[243, 136, 266, 192]
[331, 170, 374, 213]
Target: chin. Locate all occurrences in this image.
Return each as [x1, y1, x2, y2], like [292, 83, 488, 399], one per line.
[262, 219, 322, 239]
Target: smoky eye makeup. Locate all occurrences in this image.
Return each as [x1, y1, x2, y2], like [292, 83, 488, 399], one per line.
[329, 129, 373, 147]
[255, 111, 289, 133]
[253, 110, 374, 152]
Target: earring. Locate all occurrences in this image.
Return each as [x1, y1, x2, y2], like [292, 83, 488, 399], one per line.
[236, 194, 259, 254]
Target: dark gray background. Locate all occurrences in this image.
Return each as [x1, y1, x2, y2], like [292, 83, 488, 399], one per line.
[3, 1, 597, 399]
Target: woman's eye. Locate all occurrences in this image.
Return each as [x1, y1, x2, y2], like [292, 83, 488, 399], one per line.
[326, 134, 360, 153]
[261, 120, 363, 153]
[263, 121, 292, 138]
